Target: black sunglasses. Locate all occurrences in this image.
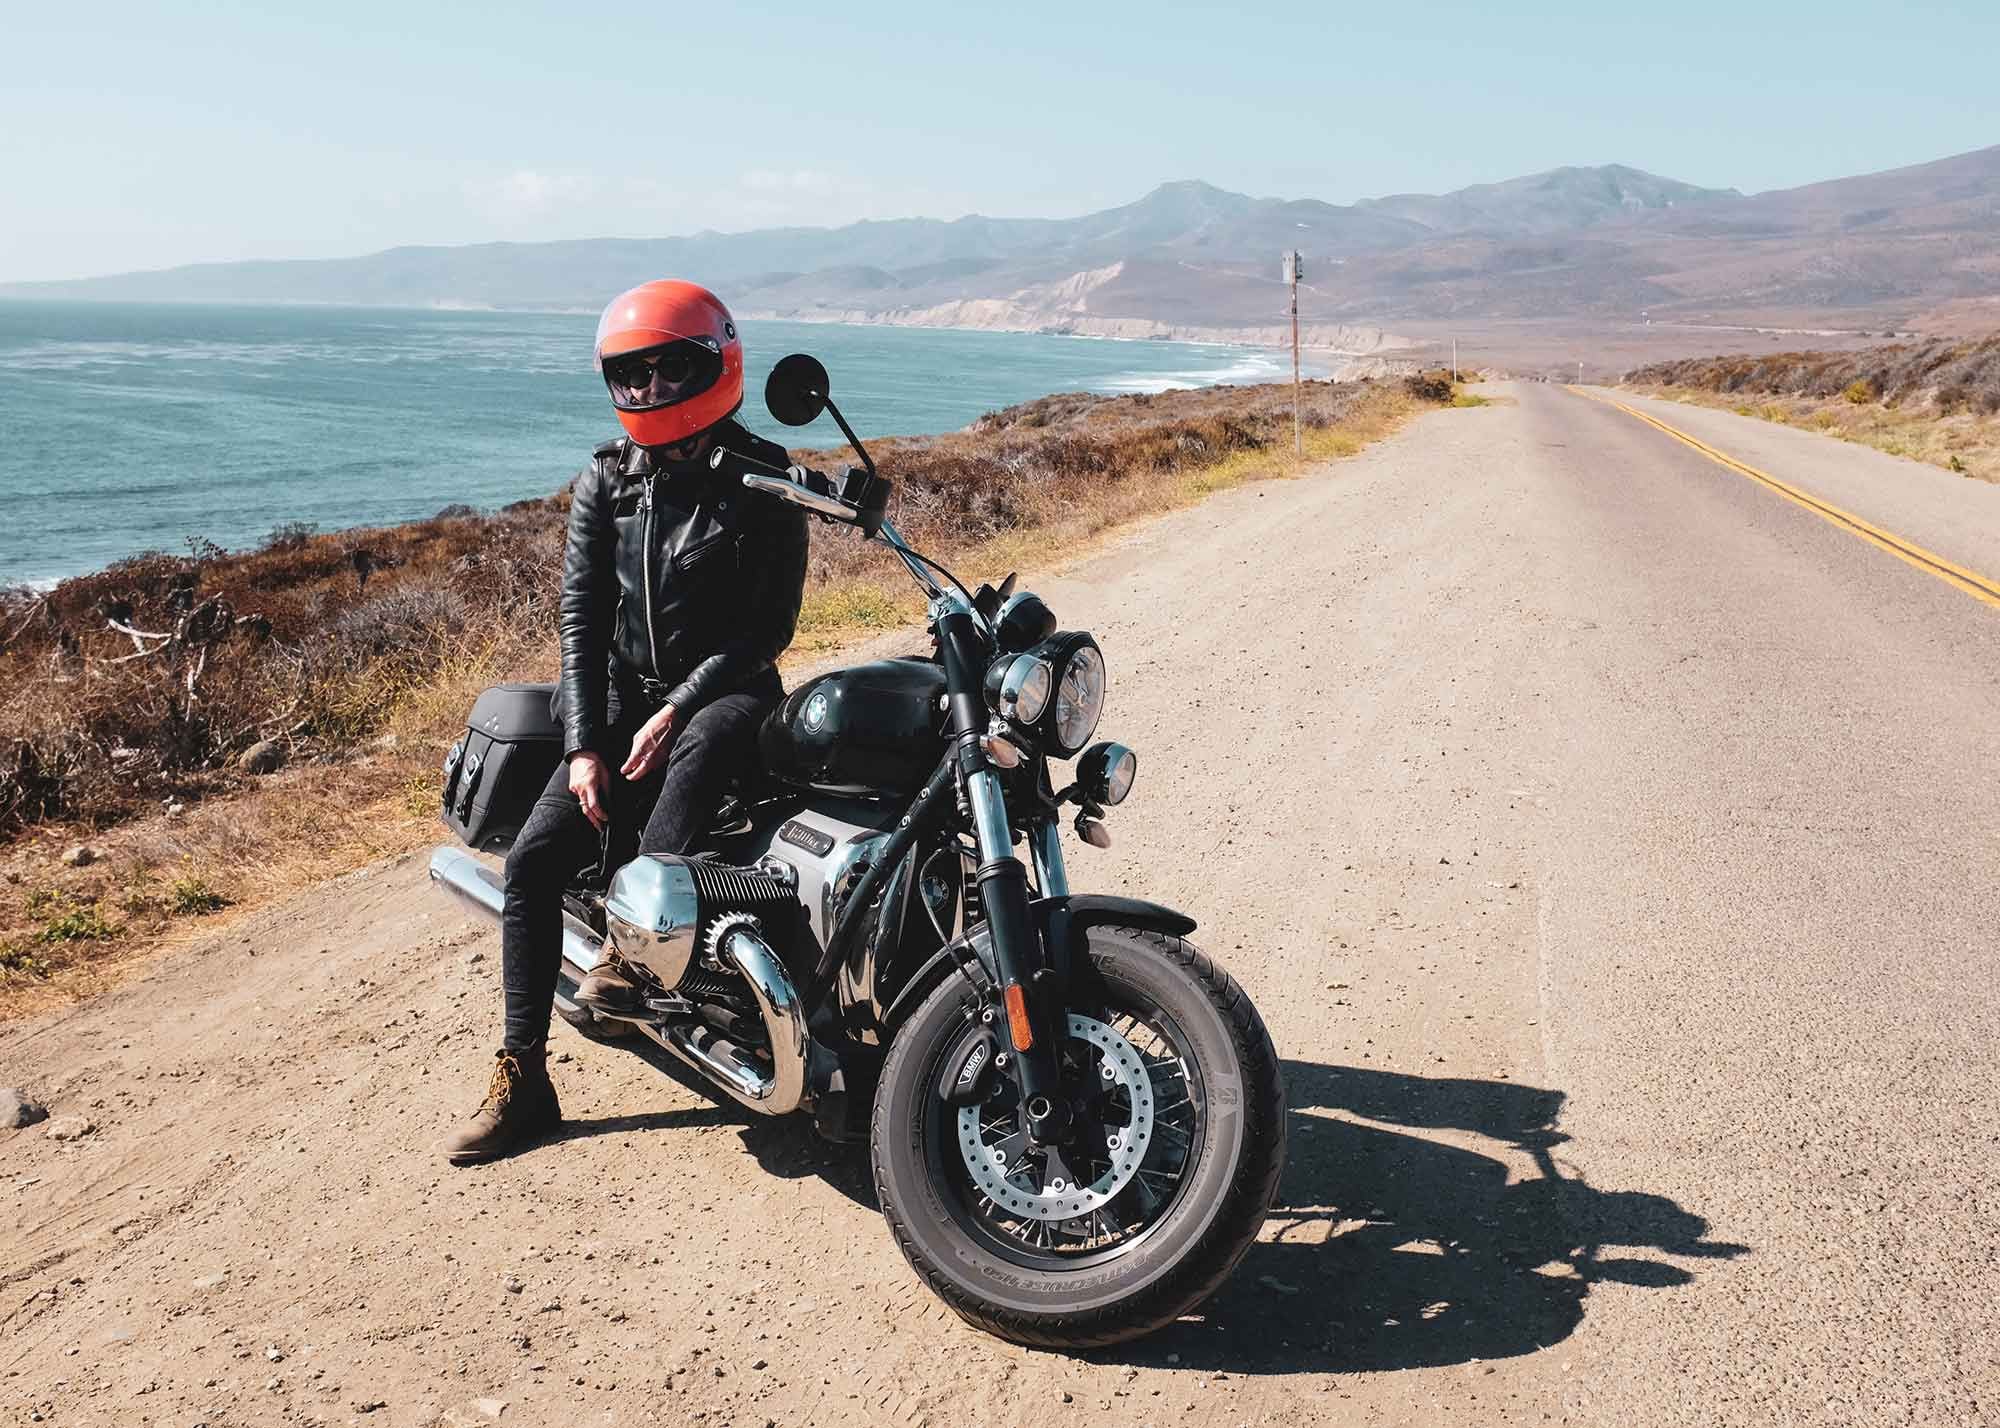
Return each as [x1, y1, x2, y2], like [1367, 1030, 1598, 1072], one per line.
[608, 349, 698, 390]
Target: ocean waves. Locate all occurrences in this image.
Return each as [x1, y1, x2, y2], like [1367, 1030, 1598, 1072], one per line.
[2, 302, 1302, 585]
[1092, 348, 1295, 395]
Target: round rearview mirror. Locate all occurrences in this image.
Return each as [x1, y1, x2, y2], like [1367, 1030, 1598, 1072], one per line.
[766, 353, 830, 427]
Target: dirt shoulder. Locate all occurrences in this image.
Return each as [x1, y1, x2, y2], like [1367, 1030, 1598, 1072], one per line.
[18, 385, 1982, 1425]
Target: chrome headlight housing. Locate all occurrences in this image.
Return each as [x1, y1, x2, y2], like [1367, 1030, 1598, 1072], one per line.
[988, 653, 1053, 724]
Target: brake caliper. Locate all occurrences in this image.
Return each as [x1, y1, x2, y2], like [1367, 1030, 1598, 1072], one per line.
[940, 1027, 999, 1107]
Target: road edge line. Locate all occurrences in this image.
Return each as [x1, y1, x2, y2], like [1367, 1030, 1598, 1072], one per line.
[1566, 386, 2000, 612]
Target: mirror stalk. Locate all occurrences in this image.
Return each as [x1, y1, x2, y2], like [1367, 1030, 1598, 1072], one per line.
[820, 397, 875, 477]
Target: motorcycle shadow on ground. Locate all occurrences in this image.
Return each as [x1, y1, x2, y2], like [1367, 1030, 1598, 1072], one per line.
[1102, 1059, 1749, 1375]
[559, 1037, 1748, 1374]
[553, 1030, 880, 1207]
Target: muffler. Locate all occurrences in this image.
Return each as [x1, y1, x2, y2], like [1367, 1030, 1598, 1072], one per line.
[427, 846, 812, 1117]
[428, 845, 600, 1013]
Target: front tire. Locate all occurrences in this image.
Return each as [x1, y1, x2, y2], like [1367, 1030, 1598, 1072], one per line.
[871, 926, 1285, 1347]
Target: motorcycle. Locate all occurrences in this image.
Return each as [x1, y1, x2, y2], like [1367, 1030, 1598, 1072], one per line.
[428, 353, 1286, 1346]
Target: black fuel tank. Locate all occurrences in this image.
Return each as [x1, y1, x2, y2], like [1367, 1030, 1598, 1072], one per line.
[760, 657, 948, 797]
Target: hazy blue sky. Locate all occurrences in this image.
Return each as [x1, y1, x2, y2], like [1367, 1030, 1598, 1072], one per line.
[5, 0, 1996, 282]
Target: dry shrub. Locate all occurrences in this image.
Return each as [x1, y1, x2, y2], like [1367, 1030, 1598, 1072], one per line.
[0, 498, 566, 837]
[1628, 333, 2000, 412]
[1627, 332, 2000, 484]
[1403, 370, 1457, 404]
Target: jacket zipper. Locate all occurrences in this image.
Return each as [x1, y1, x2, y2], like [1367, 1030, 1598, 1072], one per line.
[638, 469, 663, 684]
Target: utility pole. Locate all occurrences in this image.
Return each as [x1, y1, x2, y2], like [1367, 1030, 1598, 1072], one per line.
[1284, 250, 1303, 458]
[1452, 337, 1459, 383]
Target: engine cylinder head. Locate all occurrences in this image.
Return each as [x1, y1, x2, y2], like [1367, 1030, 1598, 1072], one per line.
[604, 854, 799, 991]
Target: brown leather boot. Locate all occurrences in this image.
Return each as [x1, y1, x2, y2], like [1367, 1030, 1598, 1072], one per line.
[574, 959, 643, 1014]
[442, 1045, 562, 1166]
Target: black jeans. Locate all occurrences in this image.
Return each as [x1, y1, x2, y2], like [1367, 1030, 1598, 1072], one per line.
[499, 669, 781, 1050]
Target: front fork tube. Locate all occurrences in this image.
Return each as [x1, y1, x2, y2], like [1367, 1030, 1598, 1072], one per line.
[940, 609, 1069, 1139]
[1027, 817, 1070, 898]
[963, 767, 1068, 1138]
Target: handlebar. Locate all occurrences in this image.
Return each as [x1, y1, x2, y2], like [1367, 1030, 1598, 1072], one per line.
[711, 442, 974, 622]
[712, 447, 859, 524]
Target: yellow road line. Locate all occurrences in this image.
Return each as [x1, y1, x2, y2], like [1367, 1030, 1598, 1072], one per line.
[1567, 386, 2000, 612]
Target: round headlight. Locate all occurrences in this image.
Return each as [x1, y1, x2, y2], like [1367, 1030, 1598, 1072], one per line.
[1079, 742, 1136, 805]
[998, 654, 1053, 724]
[1052, 643, 1106, 754]
[1103, 746, 1136, 803]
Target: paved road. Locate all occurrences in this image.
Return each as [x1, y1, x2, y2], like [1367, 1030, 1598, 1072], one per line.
[2, 383, 1994, 1426]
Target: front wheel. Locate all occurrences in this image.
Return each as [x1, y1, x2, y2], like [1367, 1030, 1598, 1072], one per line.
[871, 925, 1285, 1347]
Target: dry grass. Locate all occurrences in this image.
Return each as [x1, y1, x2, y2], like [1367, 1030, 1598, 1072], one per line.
[1625, 334, 2000, 482]
[0, 756, 437, 1018]
[0, 373, 1450, 1017]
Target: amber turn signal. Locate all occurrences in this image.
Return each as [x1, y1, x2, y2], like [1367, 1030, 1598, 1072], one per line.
[1003, 982, 1034, 1051]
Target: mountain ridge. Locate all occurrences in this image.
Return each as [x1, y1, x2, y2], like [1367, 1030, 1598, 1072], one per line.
[8, 147, 1999, 339]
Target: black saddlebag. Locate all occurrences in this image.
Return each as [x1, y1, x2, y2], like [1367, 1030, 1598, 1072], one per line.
[440, 682, 564, 853]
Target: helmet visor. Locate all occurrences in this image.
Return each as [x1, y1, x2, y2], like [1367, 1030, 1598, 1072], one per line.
[600, 337, 726, 413]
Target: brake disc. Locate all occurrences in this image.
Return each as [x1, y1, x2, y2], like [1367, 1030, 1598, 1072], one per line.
[956, 1012, 1155, 1223]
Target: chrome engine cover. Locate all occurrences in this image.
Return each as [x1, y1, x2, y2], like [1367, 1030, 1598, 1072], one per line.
[604, 852, 819, 992]
[749, 801, 898, 953]
[603, 856, 702, 989]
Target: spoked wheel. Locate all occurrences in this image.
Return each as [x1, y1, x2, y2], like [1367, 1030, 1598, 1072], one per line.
[872, 926, 1286, 1347]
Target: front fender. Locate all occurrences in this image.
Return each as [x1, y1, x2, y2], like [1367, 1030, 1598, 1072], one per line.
[1037, 894, 1195, 982]
[879, 895, 1196, 1034]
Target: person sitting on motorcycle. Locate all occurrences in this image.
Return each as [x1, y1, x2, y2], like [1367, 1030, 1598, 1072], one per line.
[445, 280, 809, 1165]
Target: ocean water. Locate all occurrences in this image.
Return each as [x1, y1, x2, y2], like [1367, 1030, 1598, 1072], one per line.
[0, 302, 1296, 587]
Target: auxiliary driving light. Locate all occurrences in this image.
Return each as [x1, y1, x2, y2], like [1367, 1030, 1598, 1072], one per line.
[1078, 742, 1136, 805]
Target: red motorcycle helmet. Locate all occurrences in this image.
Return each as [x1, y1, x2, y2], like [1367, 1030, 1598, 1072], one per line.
[594, 280, 744, 447]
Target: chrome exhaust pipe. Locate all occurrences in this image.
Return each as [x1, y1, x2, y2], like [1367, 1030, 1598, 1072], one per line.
[428, 845, 601, 1012]
[428, 846, 811, 1117]
[699, 920, 810, 1116]
[598, 919, 812, 1117]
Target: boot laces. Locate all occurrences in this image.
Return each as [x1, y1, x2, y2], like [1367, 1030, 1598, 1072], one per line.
[478, 1051, 523, 1115]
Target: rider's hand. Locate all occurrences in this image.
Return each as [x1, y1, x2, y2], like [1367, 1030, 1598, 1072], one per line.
[621, 703, 679, 782]
[567, 751, 611, 830]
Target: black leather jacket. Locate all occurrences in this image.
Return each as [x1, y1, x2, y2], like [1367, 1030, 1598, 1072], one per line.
[557, 420, 809, 759]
